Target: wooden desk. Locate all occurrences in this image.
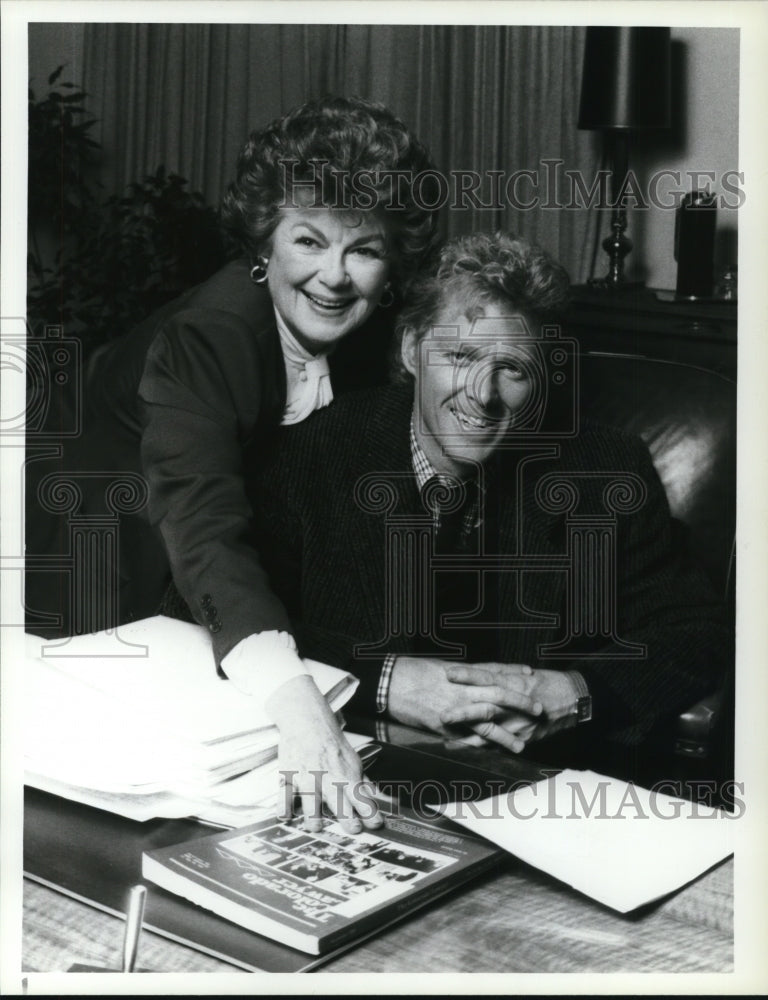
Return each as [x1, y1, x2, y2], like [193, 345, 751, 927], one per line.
[24, 857, 733, 974]
[22, 728, 734, 975]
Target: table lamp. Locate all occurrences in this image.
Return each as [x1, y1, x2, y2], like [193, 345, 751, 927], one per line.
[578, 26, 671, 287]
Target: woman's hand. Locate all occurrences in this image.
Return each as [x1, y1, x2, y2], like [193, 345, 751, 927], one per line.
[265, 674, 383, 834]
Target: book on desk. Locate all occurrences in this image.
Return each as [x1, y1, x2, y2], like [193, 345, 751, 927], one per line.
[141, 770, 735, 956]
[142, 800, 503, 955]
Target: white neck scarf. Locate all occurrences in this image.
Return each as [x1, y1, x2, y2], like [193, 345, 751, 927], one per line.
[275, 309, 334, 426]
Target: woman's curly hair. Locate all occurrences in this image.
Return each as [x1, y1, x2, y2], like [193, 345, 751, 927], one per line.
[391, 231, 571, 382]
[221, 96, 439, 287]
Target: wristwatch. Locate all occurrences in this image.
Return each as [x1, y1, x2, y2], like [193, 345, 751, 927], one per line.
[566, 670, 593, 723]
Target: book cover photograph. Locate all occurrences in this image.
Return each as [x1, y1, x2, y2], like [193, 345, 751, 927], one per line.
[143, 805, 502, 954]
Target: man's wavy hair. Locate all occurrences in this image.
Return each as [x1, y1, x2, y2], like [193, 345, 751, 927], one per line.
[221, 96, 439, 288]
[391, 231, 571, 382]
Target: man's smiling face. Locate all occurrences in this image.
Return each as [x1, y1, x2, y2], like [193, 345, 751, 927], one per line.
[403, 300, 538, 477]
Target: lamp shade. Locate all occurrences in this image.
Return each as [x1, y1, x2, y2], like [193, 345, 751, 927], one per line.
[578, 27, 671, 130]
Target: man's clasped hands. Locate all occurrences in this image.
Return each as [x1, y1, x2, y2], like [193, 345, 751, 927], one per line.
[387, 656, 580, 752]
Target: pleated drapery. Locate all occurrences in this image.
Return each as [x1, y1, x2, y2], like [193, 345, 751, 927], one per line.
[82, 23, 601, 282]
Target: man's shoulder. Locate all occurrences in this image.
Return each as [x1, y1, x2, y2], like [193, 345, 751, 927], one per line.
[563, 419, 653, 469]
[262, 383, 412, 493]
[490, 420, 654, 487]
[250, 387, 411, 506]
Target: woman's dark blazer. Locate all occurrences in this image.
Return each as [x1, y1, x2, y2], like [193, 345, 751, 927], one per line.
[136, 259, 292, 663]
[25, 258, 391, 664]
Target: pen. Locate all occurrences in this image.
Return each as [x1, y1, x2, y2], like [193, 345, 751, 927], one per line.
[122, 884, 147, 972]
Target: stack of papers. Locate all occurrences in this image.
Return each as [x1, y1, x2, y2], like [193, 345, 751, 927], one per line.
[440, 769, 735, 912]
[24, 616, 376, 826]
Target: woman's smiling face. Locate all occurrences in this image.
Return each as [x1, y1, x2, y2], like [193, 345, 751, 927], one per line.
[265, 207, 392, 353]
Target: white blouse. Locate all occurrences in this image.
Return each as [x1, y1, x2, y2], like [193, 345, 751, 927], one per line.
[276, 308, 334, 426]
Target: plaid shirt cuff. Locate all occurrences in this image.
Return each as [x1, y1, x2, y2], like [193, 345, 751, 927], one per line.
[376, 654, 397, 714]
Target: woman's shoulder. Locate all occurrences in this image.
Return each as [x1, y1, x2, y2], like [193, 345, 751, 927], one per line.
[143, 262, 281, 382]
[139, 263, 285, 421]
[85, 263, 275, 419]
[179, 259, 271, 320]
[157, 259, 277, 345]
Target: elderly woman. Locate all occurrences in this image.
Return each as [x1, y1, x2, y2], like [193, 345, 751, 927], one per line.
[28, 96, 437, 832]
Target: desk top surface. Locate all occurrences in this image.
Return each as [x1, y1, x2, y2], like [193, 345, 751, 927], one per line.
[24, 856, 733, 975]
[22, 727, 734, 976]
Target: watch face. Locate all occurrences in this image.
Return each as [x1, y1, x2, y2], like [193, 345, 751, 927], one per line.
[576, 696, 593, 723]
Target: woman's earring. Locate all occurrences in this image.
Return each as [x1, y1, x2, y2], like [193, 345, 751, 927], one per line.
[379, 284, 395, 309]
[249, 256, 270, 285]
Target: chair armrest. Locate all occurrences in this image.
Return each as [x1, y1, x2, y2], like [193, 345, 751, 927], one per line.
[675, 691, 723, 758]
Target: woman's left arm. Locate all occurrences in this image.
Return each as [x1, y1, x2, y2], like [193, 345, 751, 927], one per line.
[140, 310, 381, 831]
[139, 308, 294, 660]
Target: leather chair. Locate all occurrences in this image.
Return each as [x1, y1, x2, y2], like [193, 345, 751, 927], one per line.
[578, 350, 735, 781]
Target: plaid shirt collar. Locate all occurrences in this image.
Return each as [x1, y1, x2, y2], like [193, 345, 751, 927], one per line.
[409, 412, 483, 528]
[409, 417, 440, 492]
[409, 413, 467, 492]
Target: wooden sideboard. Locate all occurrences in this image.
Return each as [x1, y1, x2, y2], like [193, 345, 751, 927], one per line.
[567, 285, 737, 377]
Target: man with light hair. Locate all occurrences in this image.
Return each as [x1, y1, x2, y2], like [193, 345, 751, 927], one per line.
[252, 232, 728, 769]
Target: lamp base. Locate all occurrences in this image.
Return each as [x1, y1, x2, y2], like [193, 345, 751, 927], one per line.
[593, 206, 639, 288]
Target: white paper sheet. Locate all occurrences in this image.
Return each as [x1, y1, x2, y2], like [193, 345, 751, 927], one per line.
[23, 616, 363, 817]
[440, 769, 735, 912]
[24, 617, 355, 744]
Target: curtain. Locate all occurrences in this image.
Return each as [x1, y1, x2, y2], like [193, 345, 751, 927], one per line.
[82, 23, 601, 282]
